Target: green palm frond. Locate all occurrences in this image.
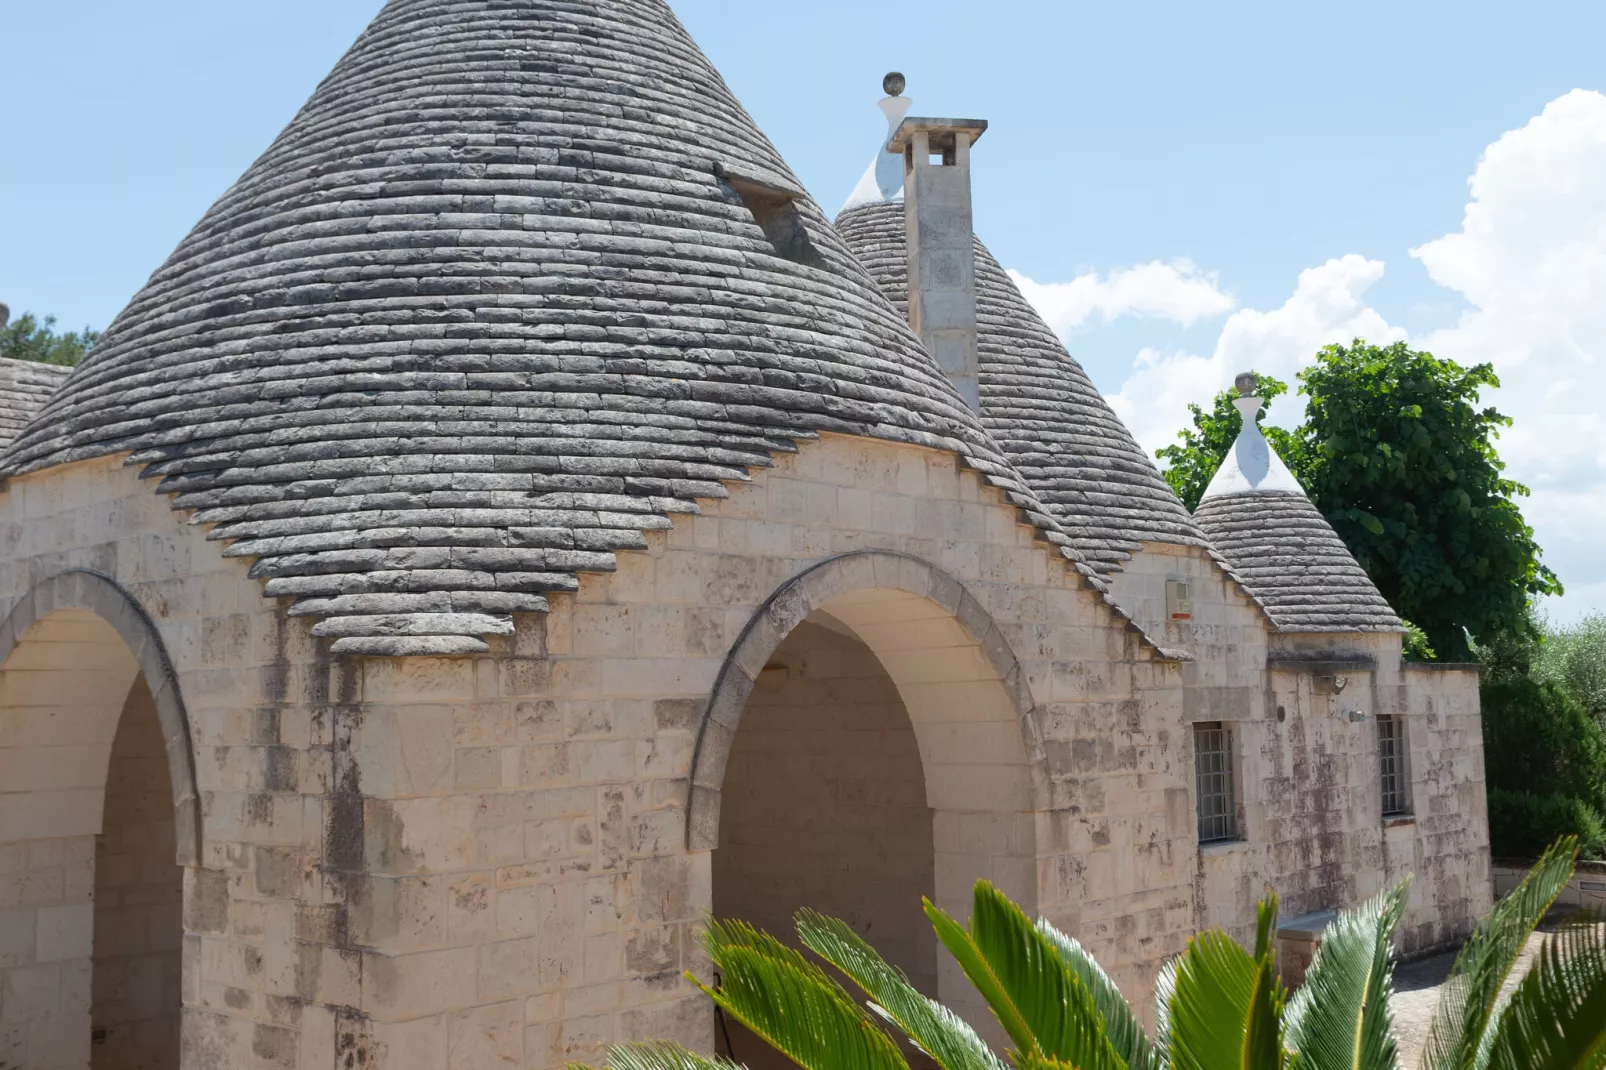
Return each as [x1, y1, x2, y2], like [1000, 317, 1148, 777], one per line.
[694, 917, 910, 1070]
[580, 1041, 744, 1070]
[1255, 896, 1279, 963]
[1284, 880, 1409, 1070]
[795, 909, 1007, 1070]
[925, 883, 1128, 1070]
[1421, 837, 1579, 1070]
[1037, 918, 1158, 1070]
[1483, 917, 1606, 1070]
[1153, 956, 1180, 1070]
[1165, 924, 1286, 1070]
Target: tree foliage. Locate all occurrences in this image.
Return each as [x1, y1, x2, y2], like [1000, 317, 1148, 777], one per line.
[1481, 676, 1606, 858]
[1156, 340, 1560, 661]
[1533, 613, 1606, 719]
[1297, 341, 1559, 661]
[0, 311, 99, 366]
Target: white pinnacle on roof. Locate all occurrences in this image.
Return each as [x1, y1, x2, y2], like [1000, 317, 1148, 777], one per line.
[1200, 372, 1306, 500]
[840, 72, 913, 214]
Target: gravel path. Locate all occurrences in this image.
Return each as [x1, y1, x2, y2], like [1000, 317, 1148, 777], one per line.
[1389, 919, 1599, 1067]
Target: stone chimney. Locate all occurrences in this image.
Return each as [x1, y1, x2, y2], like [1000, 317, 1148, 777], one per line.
[889, 105, 987, 411]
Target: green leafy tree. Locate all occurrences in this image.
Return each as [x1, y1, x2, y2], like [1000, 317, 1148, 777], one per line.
[0, 311, 99, 366]
[579, 838, 1602, 1070]
[1297, 341, 1559, 662]
[1156, 341, 1559, 661]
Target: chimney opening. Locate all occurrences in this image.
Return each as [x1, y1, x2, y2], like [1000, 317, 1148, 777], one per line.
[714, 164, 824, 268]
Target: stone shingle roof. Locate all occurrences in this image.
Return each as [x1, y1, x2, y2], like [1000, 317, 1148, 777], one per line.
[1193, 393, 1401, 632]
[1194, 492, 1403, 633]
[0, 0, 1095, 656]
[835, 201, 1207, 574]
[0, 359, 70, 450]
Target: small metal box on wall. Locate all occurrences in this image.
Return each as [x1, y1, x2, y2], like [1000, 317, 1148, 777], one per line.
[1166, 579, 1192, 621]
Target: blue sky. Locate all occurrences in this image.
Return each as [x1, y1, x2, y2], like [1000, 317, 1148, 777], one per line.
[4, 0, 1604, 621]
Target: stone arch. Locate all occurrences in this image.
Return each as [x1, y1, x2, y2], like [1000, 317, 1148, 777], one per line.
[688, 549, 1046, 854]
[0, 568, 201, 865]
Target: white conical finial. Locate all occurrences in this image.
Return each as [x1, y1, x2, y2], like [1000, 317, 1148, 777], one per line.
[840, 73, 913, 213]
[1199, 371, 1306, 500]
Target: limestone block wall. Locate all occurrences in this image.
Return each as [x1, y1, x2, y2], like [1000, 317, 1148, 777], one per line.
[92, 677, 183, 1070]
[1390, 661, 1491, 950]
[0, 435, 1493, 1070]
[328, 430, 1192, 1067]
[1113, 545, 1490, 956]
[0, 456, 350, 1070]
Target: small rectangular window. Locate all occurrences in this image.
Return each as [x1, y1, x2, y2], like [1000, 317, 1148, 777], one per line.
[1195, 721, 1238, 843]
[1378, 714, 1410, 817]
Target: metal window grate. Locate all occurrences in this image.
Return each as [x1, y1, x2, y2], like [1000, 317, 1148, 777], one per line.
[1378, 715, 1408, 816]
[1195, 722, 1237, 843]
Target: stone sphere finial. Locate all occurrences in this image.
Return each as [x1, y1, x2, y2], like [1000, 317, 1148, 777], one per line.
[1234, 371, 1258, 397]
[883, 72, 906, 97]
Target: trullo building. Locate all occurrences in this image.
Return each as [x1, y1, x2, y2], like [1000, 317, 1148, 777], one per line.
[0, 3, 1490, 1068]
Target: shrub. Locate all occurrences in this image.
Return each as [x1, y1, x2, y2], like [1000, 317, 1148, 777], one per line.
[1481, 678, 1606, 800]
[1481, 676, 1606, 859]
[1487, 787, 1606, 859]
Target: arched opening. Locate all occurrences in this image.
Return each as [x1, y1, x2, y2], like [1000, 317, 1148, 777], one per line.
[693, 553, 1043, 1050]
[714, 616, 937, 990]
[91, 675, 184, 1069]
[0, 573, 198, 1070]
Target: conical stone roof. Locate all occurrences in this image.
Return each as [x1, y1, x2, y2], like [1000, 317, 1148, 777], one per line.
[2, 0, 1086, 654]
[836, 200, 1208, 574]
[1193, 389, 1402, 633]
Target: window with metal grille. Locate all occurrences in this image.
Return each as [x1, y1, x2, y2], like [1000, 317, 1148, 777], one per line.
[1195, 722, 1238, 843]
[1378, 714, 1409, 817]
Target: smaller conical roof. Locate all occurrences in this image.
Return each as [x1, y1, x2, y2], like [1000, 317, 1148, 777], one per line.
[1194, 385, 1401, 632]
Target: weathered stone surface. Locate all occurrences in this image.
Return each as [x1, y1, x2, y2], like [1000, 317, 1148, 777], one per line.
[0, 356, 69, 450]
[0, 0, 1092, 655]
[1193, 491, 1403, 632]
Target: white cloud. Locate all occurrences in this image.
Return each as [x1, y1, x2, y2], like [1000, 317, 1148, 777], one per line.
[1013, 89, 1606, 618]
[1103, 255, 1406, 453]
[1411, 89, 1606, 616]
[1412, 90, 1606, 533]
[1007, 259, 1235, 335]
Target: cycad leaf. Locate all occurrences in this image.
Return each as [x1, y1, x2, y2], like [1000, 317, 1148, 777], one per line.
[696, 918, 910, 1070]
[1153, 957, 1180, 1070]
[926, 898, 1036, 1055]
[1284, 881, 1408, 1070]
[1484, 917, 1606, 1070]
[1037, 918, 1158, 1070]
[1166, 929, 1280, 1070]
[587, 1042, 743, 1070]
[1255, 896, 1279, 963]
[1421, 837, 1578, 1070]
[927, 883, 1128, 1070]
[1244, 958, 1286, 1070]
[796, 908, 1007, 1070]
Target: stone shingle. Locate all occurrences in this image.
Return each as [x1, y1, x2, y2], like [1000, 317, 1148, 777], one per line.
[1193, 491, 1403, 633]
[835, 201, 1206, 575]
[0, 0, 1094, 653]
[0, 358, 70, 451]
